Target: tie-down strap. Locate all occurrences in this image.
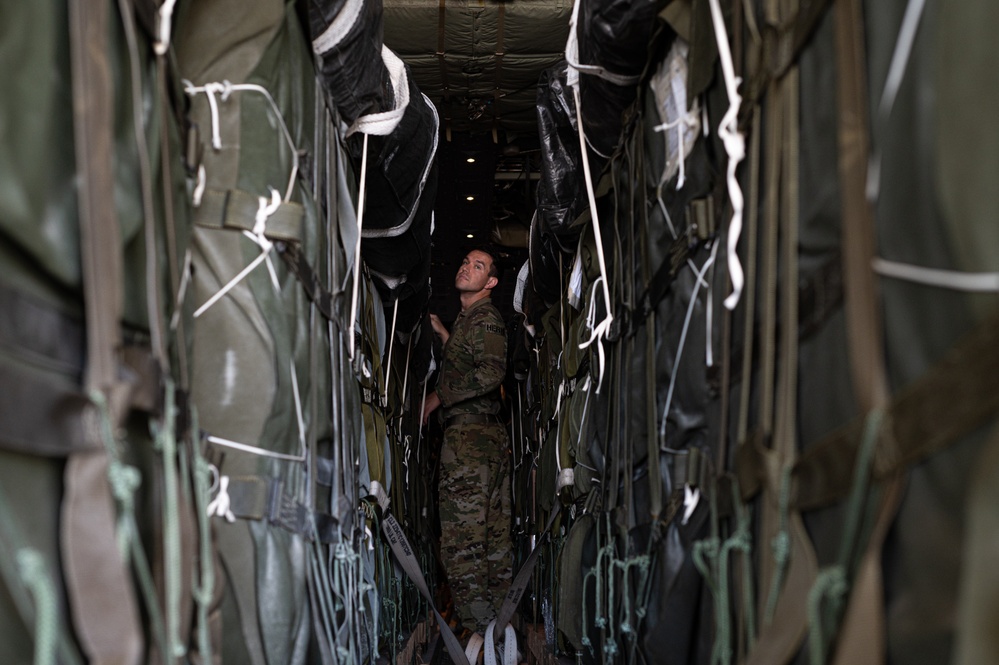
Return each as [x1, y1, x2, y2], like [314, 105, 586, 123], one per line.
[215, 474, 342, 543]
[193, 188, 305, 242]
[737, 307, 999, 512]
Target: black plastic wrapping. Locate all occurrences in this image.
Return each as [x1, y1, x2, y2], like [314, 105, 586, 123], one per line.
[352, 73, 438, 334]
[576, 0, 664, 159]
[536, 62, 584, 253]
[309, 0, 392, 125]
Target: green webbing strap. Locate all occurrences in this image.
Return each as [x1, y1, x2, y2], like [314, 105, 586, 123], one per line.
[193, 188, 305, 242]
[737, 306, 999, 511]
[742, 0, 837, 108]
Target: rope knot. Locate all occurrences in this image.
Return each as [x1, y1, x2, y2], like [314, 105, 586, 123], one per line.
[205, 475, 235, 522]
[254, 188, 282, 236]
[108, 462, 142, 504]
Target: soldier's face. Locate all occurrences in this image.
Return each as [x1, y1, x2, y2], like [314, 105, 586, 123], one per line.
[455, 250, 496, 293]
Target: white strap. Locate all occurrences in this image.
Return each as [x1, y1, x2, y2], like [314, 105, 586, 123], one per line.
[349, 46, 410, 137]
[311, 0, 365, 55]
[465, 632, 485, 664]
[563, 0, 641, 88]
[872, 257, 999, 292]
[483, 620, 518, 665]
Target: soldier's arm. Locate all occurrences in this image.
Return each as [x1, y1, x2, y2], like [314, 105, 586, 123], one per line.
[437, 310, 506, 406]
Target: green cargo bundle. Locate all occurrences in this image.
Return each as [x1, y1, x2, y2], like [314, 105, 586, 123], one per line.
[508, 0, 999, 664]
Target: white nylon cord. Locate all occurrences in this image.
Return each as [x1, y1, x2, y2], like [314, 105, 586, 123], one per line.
[866, 0, 926, 200]
[290, 360, 307, 459]
[206, 435, 307, 462]
[382, 297, 400, 406]
[872, 258, 999, 292]
[706, 0, 747, 312]
[653, 113, 699, 190]
[564, 0, 641, 89]
[660, 241, 719, 446]
[572, 85, 615, 392]
[348, 134, 370, 363]
[193, 191, 282, 318]
[169, 248, 193, 331]
[153, 0, 178, 55]
[183, 80, 300, 201]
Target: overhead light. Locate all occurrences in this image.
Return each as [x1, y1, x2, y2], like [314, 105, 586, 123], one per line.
[466, 157, 476, 163]
[466, 234, 475, 239]
[466, 195, 475, 201]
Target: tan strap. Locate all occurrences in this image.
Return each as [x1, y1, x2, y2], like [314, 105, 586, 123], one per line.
[65, 1, 144, 662]
[748, 59, 818, 665]
[827, 0, 894, 658]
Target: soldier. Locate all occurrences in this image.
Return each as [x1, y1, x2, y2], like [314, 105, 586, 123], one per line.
[423, 248, 512, 640]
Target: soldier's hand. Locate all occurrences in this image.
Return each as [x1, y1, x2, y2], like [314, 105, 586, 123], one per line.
[429, 313, 449, 344]
[422, 391, 441, 426]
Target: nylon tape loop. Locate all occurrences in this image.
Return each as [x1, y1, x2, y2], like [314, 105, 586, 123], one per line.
[379, 511, 471, 665]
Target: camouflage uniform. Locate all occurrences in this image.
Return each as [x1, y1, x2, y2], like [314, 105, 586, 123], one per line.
[437, 297, 512, 633]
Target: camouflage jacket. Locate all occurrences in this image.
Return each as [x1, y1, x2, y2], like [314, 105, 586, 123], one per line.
[437, 297, 507, 418]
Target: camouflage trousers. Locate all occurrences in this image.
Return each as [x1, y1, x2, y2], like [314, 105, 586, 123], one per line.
[439, 421, 513, 633]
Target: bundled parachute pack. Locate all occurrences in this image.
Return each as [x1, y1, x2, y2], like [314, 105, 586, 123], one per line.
[0, 0, 441, 663]
[509, 0, 999, 664]
[2, 0, 998, 664]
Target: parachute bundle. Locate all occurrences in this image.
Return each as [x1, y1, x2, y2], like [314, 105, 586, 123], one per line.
[3, 1, 999, 665]
[0, 0, 440, 663]
[510, 0, 999, 664]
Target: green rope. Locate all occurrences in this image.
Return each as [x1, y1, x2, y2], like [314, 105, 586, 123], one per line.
[693, 537, 729, 665]
[806, 566, 848, 665]
[580, 565, 596, 651]
[730, 481, 757, 654]
[805, 409, 885, 664]
[17, 549, 56, 665]
[190, 409, 215, 664]
[150, 380, 185, 658]
[837, 410, 885, 566]
[763, 465, 793, 624]
[89, 390, 170, 664]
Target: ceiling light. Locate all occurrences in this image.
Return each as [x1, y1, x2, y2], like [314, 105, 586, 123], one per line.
[466, 157, 476, 163]
[466, 195, 475, 201]
[466, 234, 475, 239]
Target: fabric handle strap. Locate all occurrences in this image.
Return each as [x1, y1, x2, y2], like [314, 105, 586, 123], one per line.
[65, 2, 145, 663]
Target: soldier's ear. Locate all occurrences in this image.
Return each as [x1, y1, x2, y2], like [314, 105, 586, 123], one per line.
[485, 275, 498, 291]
